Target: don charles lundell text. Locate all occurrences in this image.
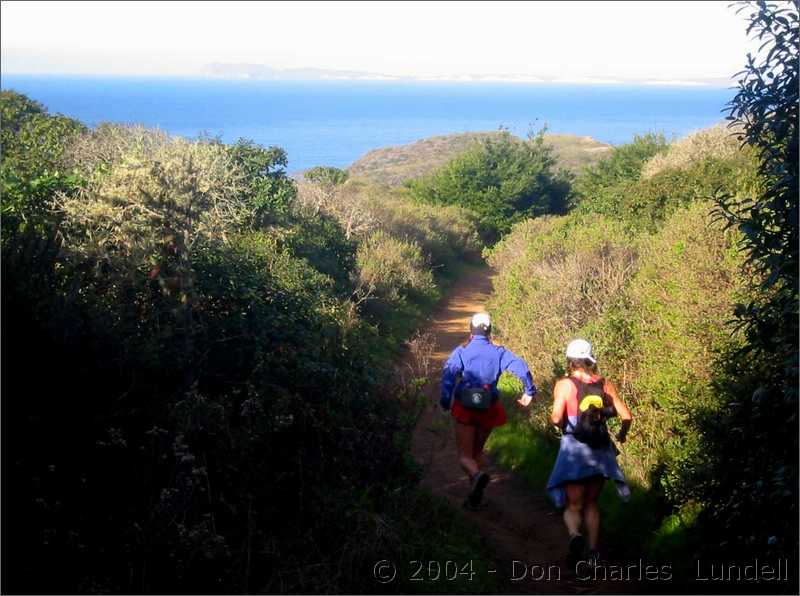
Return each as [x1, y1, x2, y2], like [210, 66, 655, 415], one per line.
[696, 558, 790, 583]
[575, 560, 673, 582]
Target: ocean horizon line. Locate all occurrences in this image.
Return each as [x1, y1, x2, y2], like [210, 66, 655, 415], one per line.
[1, 71, 736, 89]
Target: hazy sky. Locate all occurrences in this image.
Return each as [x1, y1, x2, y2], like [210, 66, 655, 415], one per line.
[1, 1, 759, 82]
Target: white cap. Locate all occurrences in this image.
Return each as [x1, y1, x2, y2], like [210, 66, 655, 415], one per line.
[566, 339, 596, 363]
[470, 312, 491, 328]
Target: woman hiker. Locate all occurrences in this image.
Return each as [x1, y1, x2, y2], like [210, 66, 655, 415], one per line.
[440, 312, 537, 510]
[547, 338, 632, 564]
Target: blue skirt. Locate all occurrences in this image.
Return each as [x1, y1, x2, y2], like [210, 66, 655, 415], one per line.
[546, 432, 631, 509]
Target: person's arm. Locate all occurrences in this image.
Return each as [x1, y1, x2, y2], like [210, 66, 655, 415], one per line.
[604, 379, 632, 443]
[551, 378, 570, 428]
[440, 348, 464, 411]
[498, 347, 537, 406]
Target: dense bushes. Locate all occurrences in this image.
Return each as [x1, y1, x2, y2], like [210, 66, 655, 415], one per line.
[356, 230, 436, 306]
[0, 91, 85, 235]
[0, 94, 484, 593]
[689, 0, 798, 568]
[570, 133, 667, 216]
[570, 129, 762, 233]
[486, 10, 799, 569]
[487, 201, 746, 488]
[405, 130, 572, 241]
[641, 124, 744, 179]
[297, 175, 483, 315]
[485, 121, 761, 568]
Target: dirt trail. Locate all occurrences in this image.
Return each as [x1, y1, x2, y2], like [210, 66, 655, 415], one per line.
[410, 265, 618, 594]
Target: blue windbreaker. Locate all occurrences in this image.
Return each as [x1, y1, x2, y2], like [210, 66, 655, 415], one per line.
[440, 335, 537, 408]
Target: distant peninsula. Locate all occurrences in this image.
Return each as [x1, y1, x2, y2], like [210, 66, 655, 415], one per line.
[203, 63, 729, 86]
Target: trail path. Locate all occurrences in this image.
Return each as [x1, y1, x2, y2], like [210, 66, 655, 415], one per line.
[410, 264, 621, 594]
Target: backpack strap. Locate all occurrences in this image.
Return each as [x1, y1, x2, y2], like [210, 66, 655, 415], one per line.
[564, 377, 584, 433]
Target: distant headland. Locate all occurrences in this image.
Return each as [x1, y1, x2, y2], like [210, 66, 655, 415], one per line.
[203, 62, 730, 87]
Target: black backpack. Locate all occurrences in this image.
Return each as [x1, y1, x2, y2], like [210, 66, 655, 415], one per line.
[567, 377, 615, 449]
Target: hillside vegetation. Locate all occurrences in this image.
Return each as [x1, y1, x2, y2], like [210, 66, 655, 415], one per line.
[483, 16, 798, 574]
[1, 91, 493, 594]
[347, 130, 612, 186]
[1, 4, 795, 592]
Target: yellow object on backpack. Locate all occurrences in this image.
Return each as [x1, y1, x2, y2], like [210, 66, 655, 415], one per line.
[579, 395, 605, 412]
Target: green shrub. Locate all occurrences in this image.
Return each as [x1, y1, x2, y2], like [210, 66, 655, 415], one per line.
[691, 0, 798, 567]
[297, 177, 483, 280]
[364, 196, 483, 272]
[571, 133, 668, 218]
[356, 230, 435, 304]
[620, 155, 761, 229]
[584, 201, 747, 493]
[0, 90, 86, 236]
[486, 214, 637, 383]
[484, 197, 748, 563]
[406, 130, 571, 241]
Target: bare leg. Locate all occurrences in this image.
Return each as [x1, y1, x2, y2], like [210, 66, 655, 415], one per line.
[473, 426, 492, 470]
[454, 422, 479, 479]
[584, 476, 605, 550]
[563, 483, 585, 538]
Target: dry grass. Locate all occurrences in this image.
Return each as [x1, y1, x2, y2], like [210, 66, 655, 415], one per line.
[641, 123, 745, 179]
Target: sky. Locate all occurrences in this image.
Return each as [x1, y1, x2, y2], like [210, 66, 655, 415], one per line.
[1, 1, 760, 83]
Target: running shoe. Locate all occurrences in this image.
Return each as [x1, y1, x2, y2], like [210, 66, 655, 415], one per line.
[566, 533, 587, 567]
[467, 471, 490, 508]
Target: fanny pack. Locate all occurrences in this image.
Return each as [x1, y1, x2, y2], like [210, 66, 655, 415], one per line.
[457, 384, 494, 410]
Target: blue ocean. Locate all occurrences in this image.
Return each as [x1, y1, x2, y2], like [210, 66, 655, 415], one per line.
[1, 75, 735, 173]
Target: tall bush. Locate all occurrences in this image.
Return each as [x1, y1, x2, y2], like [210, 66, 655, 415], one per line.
[406, 130, 572, 241]
[571, 133, 668, 221]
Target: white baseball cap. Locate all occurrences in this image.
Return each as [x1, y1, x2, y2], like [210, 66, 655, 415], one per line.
[470, 313, 491, 328]
[566, 339, 596, 363]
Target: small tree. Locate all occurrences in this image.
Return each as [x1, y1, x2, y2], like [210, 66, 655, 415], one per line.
[303, 166, 349, 216]
[406, 129, 572, 242]
[227, 138, 297, 226]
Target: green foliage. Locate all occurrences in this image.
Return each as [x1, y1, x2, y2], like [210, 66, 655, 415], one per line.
[1, 98, 486, 594]
[486, 214, 637, 379]
[589, 201, 747, 495]
[623, 154, 761, 231]
[0, 90, 86, 236]
[406, 130, 572, 241]
[0, 89, 46, 139]
[305, 165, 349, 187]
[296, 177, 484, 276]
[363, 195, 483, 272]
[692, 0, 799, 565]
[486, 177, 750, 564]
[227, 138, 297, 224]
[571, 132, 668, 219]
[356, 230, 435, 304]
[276, 211, 357, 295]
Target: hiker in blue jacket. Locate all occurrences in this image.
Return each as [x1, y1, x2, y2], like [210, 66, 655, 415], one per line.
[440, 312, 537, 509]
